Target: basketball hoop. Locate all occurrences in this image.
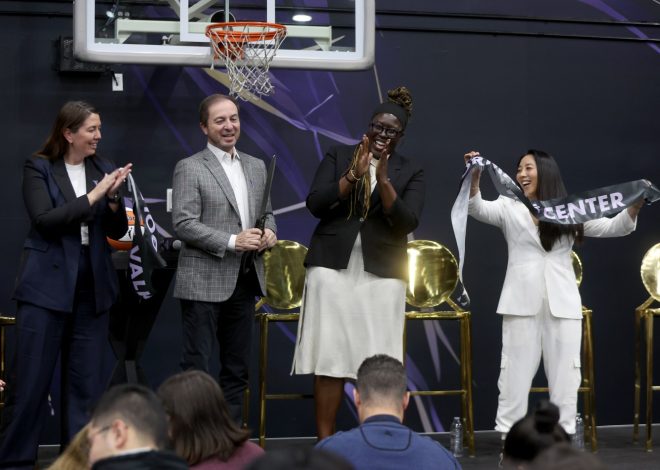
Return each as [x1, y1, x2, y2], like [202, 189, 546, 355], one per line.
[206, 22, 287, 100]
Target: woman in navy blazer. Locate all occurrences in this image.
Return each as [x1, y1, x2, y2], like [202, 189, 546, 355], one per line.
[0, 101, 131, 468]
[293, 87, 425, 439]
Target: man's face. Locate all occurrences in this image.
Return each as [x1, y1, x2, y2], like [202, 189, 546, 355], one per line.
[201, 99, 241, 153]
[87, 422, 116, 465]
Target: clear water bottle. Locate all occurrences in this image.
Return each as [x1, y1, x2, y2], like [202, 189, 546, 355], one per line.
[572, 413, 585, 450]
[449, 416, 463, 457]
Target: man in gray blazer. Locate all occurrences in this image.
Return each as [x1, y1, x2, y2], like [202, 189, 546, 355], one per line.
[171, 94, 277, 422]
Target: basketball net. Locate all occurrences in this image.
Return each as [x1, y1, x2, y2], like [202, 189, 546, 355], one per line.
[206, 22, 287, 100]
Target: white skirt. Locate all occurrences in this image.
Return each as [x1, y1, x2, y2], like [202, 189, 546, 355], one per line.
[292, 234, 406, 379]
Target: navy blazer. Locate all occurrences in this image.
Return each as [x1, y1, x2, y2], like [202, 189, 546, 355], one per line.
[304, 145, 425, 281]
[13, 155, 128, 313]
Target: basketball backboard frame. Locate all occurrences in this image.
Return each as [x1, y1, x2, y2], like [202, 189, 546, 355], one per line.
[73, 0, 374, 70]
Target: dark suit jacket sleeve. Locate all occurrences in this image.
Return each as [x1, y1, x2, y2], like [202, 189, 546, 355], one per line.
[306, 147, 347, 220]
[23, 157, 93, 236]
[384, 161, 424, 237]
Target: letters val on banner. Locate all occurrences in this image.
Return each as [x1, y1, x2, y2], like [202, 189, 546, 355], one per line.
[450, 156, 660, 309]
[126, 174, 167, 300]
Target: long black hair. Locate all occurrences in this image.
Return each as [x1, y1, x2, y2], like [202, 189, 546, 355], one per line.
[518, 149, 584, 251]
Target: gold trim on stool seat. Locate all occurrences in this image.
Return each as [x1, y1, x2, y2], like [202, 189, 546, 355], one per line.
[256, 240, 311, 447]
[633, 243, 660, 451]
[529, 251, 598, 451]
[404, 240, 475, 456]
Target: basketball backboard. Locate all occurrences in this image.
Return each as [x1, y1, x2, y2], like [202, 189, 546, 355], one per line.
[73, 0, 374, 70]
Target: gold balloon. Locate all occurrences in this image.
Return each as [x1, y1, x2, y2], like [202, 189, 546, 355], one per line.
[571, 251, 583, 287]
[263, 240, 308, 309]
[641, 243, 660, 301]
[406, 240, 458, 308]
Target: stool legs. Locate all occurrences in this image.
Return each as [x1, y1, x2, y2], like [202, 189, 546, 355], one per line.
[582, 309, 597, 451]
[258, 314, 269, 447]
[633, 308, 643, 443]
[0, 325, 5, 410]
[461, 312, 475, 456]
[645, 312, 654, 452]
[404, 312, 475, 456]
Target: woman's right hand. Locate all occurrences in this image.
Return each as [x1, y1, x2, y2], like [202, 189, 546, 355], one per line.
[464, 150, 480, 165]
[464, 151, 482, 196]
[87, 165, 129, 206]
[353, 135, 372, 178]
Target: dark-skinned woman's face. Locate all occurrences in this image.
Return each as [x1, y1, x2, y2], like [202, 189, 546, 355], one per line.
[367, 113, 403, 158]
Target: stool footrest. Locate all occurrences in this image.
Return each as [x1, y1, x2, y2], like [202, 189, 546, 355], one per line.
[410, 390, 466, 397]
[264, 393, 314, 400]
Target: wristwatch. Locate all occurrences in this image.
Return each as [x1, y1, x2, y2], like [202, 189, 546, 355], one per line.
[107, 192, 121, 203]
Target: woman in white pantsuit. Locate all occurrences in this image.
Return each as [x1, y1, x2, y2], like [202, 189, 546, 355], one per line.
[465, 149, 643, 436]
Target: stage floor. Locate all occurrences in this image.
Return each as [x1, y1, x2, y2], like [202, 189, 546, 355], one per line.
[38, 424, 660, 469]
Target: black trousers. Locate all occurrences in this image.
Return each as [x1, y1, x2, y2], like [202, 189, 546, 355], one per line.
[179, 269, 259, 423]
[0, 246, 108, 469]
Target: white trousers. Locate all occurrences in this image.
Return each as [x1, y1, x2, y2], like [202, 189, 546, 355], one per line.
[495, 298, 582, 434]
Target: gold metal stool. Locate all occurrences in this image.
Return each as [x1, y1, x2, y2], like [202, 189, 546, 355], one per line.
[255, 240, 310, 447]
[405, 240, 475, 456]
[0, 315, 16, 411]
[529, 251, 597, 451]
[633, 243, 660, 451]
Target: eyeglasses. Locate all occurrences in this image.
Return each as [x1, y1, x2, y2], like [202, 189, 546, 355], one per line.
[369, 122, 401, 139]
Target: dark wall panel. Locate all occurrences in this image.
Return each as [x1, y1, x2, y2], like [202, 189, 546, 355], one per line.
[0, 1, 658, 443]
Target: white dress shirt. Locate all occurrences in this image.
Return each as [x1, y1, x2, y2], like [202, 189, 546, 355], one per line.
[65, 161, 89, 246]
[207, 143, 249, 251]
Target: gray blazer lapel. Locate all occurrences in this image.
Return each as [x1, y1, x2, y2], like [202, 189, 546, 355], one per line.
[52, 159, 77, 202]
[200, 149, 241, 217]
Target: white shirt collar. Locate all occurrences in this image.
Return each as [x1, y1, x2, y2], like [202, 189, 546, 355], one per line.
[207, 142, 239, 162]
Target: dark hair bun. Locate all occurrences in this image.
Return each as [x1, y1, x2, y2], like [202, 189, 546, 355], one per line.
[387, 86, 413, 118]
[534, 400, 561, 434]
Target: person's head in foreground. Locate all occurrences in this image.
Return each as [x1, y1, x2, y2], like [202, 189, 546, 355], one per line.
[503, 400, 570, 468]
[157, 370, 263, 467]
[87, 383, 171, 466]
[354, 353, 410, 422]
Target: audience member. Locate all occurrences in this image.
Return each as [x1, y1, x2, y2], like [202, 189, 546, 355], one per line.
[502, 400, 570, 468]
[158, 370, 264, 469]
[48, 425, 90, 470]
[316, 354, 460, 469]
[87, 383, 187, 470]
[246, 447, 353, 470]
[530, 443, 607, 470]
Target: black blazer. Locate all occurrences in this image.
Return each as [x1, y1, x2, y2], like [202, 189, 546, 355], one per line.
[13, 155, 128, 313]
[305, 145, 425, 281]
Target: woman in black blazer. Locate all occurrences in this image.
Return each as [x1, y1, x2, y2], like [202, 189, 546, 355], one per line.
[293, 87, 425, 439]
[0, 101, 131, 467]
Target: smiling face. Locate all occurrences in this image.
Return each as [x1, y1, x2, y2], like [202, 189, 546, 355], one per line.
[63, 113, 101, 163]
[516, 154, 539, 199]
[201, 98, 240, 153]
[367, 113, 402, 157]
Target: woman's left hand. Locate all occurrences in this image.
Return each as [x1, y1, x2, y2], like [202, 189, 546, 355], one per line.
[107, 163, 133, 200]
[375, 140, 393, 183]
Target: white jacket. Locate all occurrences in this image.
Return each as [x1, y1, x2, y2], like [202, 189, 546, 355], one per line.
[468, 192, 636, 319]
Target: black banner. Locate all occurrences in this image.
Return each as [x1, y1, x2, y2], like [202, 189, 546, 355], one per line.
[126, 174, 167, 300]
[450, 156, 659, 309]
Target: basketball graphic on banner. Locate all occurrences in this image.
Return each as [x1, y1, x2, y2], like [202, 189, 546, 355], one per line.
[107, 208, 143, 251]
